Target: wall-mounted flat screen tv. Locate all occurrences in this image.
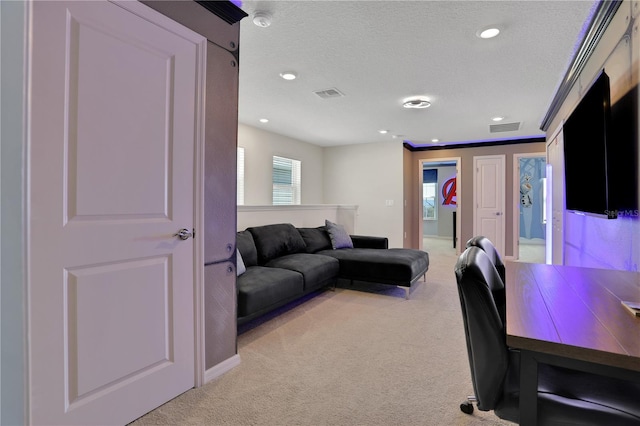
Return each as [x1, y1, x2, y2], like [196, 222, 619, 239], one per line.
[563, 70, 613, 218]
[563, 69, 638, 219]
[563, 70, 636, 219]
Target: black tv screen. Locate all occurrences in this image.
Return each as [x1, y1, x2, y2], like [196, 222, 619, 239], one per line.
[563, 70, 615, 218]
[563, 70, 638, 219]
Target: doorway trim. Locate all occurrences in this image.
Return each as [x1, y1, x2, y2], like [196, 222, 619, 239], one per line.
[512, 152, 546, 261]
[418, 157, 461, 254]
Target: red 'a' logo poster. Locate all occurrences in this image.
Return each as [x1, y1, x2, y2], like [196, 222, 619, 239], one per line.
[442, 177, 456, 205]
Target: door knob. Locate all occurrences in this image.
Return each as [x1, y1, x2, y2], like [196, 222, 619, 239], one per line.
[495, 212, 503, 216]
[174, 228, 193, 240]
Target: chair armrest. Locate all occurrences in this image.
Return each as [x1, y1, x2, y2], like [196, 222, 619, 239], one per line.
[350, 235, 388, 249]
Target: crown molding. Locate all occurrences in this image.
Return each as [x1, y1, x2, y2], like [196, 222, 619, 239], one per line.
[403, 137, 546, 152]
[540, 0, 623, 131]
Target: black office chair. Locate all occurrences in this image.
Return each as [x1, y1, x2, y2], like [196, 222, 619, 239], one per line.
[454, 246, 640, 424]
[465, 235, 505, 283]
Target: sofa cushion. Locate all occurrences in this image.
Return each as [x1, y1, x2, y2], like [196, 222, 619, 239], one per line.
[236, 266, 304, 317]
[325, 220, 353, 249]
[248, 223, 307, 265]
[266, 253, 339, 290]
[319, 248, 429, 287]
[237, 230, 258, 267]
[297, 226, 332, 253]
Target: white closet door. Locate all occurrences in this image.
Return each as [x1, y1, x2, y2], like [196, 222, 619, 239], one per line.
[28, 1, 205, 424]
[474, 155, 506, 255]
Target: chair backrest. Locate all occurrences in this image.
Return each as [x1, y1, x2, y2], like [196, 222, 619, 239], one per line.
[454, 246, 509, 411]
[465, 236, 505, 283]
[465, 236, 506, 326]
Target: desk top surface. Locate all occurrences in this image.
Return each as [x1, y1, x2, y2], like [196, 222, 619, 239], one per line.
[505, 262, 640, 371]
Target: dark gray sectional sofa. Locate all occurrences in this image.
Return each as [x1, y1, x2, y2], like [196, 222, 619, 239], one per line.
[236, 223, 429, 325]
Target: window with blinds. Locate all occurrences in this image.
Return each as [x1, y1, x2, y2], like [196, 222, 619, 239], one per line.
[423, 168, 437, 220]
[272, 155, 301, 205]
[423, 182, 437, 220]
[237, 147, 245, 205]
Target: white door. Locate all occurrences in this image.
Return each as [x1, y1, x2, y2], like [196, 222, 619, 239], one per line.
[474, 155, 506, 255]
[28, 1, 205, 424]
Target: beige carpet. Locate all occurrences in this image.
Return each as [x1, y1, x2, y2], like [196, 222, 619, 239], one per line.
[131, 243, 513, 426]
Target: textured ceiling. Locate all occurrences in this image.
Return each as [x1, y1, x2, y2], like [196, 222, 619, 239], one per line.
[237, 0, 597, 148]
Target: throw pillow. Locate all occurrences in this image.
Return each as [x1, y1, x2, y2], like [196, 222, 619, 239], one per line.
[236, 249, 246, 276]
[325, 220, 353, 249]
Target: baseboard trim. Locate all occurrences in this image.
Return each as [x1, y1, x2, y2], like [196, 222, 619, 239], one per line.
[204, 354, 241, 384]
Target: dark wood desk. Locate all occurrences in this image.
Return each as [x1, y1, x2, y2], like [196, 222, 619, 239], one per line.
[505, 262, 640, 425]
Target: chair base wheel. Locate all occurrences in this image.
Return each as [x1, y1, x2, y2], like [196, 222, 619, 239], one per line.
[460, 401, 474, 414]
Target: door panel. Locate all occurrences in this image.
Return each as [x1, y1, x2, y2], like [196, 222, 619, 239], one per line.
[28, 2, 205, 424]
[474, 155, 506, 255]
[68, 256, 171, 400]
[67, 14, 171, 219]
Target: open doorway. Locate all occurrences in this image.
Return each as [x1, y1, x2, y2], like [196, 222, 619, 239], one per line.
[419, 158, 461, 255]
[513, 153, 547, 263]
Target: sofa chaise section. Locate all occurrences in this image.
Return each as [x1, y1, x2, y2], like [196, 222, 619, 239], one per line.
[318, 248, 429, 298]
[299, 226, 429, 299]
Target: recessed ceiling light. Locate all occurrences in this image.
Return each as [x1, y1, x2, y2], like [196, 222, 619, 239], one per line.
[431, 139, 440, 143]
[392, 134, 405, 139]
[492, 116, 505, 122]
[379, 130, 388, 134]
[478, 27, 500, 39]
[279, 72, 297, 80]
[402, 98, 431, 109]
[259, 118, 269, 123]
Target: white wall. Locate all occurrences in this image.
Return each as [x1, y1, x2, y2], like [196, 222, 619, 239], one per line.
[0, 1, 27, 424]
[238, 125, 405, 247]
[323, 142, 405, 248]
[238, 205, 358, 234]
[238, 124, 324, 205]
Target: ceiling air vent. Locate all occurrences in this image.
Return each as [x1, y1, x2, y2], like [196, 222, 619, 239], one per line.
[313, 88, 345, 99]
[490, 122, 521, 133]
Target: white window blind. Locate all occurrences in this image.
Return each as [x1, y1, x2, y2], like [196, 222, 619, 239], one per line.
[237, 147, 245, 205]
[272, 155, 301, 205]
[423, 182, 437, 220]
